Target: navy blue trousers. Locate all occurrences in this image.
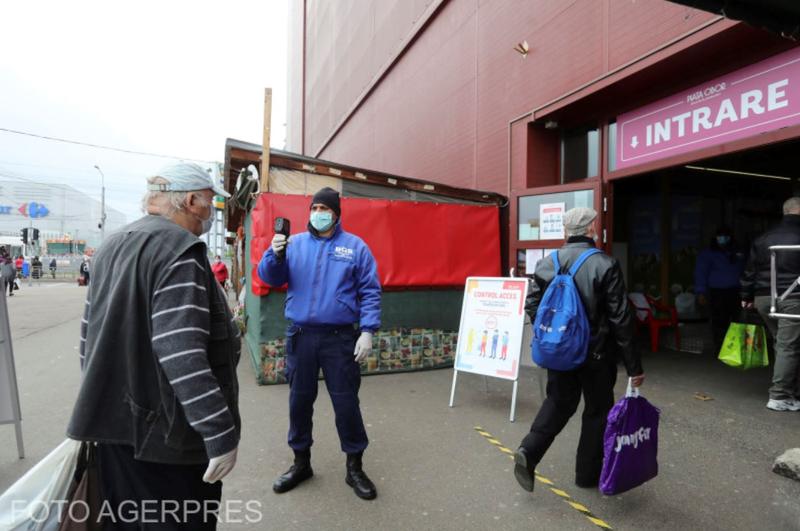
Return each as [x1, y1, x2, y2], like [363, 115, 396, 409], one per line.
[285, 324, 368, 454]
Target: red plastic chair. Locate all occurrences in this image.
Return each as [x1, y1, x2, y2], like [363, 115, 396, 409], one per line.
[628, 293, 681, 353]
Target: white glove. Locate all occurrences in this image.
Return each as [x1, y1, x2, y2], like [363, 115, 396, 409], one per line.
[354, 331, 373, 363]
[203, 447, 238, 483]
[271, 234, 288, 257]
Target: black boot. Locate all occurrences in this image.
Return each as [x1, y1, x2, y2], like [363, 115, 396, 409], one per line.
[273, 449, 313, 494]
[513, 447, 535, 492]
[345, 452, 377, 500]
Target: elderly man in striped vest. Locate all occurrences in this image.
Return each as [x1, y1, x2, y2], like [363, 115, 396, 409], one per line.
[67, 163, 241, 530]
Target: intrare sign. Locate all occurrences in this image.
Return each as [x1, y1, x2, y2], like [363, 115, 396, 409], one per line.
[617, 46, 800, 170]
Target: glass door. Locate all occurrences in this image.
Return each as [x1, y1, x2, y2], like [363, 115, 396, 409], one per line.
[511, 180, 604, 277]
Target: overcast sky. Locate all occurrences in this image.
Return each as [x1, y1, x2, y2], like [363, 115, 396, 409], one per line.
[0, 1, 288, 223]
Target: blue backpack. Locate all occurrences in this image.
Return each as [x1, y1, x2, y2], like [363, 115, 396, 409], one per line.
[532, 248, 601, 371]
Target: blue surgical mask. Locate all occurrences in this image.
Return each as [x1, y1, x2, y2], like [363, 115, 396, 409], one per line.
[716, 235, 731, 246]
[310, 211, 334, 232]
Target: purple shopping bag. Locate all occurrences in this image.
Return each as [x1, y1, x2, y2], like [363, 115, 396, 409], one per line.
[599, 378, 660, 495]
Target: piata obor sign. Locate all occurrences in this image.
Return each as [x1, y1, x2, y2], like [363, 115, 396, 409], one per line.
[617, 46, 800, 170]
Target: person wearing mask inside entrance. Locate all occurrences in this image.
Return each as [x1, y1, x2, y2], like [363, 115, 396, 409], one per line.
[257, 187, 381, 500]
[514, 207, 644, 493]
[741, 197, 800, 412]
[694, 227, 745, 351]
[67, 163, 241, 530]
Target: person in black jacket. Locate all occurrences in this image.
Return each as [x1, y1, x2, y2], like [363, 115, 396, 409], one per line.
[514, 207, 645, 493]
[741, 197, 800, 412]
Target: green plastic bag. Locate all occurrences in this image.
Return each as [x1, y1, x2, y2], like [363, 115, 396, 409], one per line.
[718, 322, 769, 369]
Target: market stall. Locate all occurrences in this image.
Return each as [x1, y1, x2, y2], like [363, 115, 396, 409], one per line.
[223, 139, 506, 384]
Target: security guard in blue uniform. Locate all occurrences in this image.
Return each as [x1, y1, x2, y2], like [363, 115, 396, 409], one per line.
[258, 187, 381, 500]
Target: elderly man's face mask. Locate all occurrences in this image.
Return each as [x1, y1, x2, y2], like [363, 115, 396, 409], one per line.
[190, 193, 215, 234]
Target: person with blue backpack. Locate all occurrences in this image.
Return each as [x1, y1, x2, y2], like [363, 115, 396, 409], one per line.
[514, 207, 645, 493]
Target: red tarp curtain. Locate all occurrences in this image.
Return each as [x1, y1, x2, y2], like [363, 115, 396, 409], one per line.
[249, 193, 500, 295]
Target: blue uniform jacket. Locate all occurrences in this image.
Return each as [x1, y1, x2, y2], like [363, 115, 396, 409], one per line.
[257, 223, 381, 332]
[694, 248, 745, 294]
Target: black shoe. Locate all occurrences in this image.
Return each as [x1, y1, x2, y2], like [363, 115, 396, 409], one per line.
[273, 450, 313, 494]
[514, 447, 535, 492]
[575, 477, 599, 489]
[345, 453, 377, 500]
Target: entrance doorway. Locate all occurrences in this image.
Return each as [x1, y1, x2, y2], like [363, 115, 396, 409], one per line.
[611, 138, 800, 300]
[610, 138, 800, 352]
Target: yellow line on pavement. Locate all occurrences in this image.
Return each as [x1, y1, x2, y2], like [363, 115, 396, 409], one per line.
[472, 426, 613, 531]
[587, 516, 613, 529]
[568, 501, 590, 512]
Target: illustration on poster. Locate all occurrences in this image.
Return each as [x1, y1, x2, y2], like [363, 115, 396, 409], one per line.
[490, 330, 499, 359]
[453, 277, 527, 383]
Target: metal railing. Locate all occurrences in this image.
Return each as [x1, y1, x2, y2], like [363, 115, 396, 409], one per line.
[769, 245, 800, 320]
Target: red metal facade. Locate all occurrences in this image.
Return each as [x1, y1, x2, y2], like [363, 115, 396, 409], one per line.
[302, 0, 438, 156]
[297, 0, 721, 195]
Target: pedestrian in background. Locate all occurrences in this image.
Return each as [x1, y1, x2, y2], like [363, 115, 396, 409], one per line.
[514, 207, 644, 493]
[741, 197, 800, 412]
[79, 258, 90, 285]
[66, 162, 240, 530]
[49, 257, 57, 279]
[31, 255, 42, 280]
[211, 254, 228, 288]
[258, 187, 382, 500]
[1, 247, 15, 297]
[694, 226, 745, 351]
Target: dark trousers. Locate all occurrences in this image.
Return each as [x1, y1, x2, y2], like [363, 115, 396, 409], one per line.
[520, 359, 617, 485]
[708, 287, 740, 350]
[285, 324, 368, 454]
[5, 279, 12, 295]
[96, 444, 221, 530]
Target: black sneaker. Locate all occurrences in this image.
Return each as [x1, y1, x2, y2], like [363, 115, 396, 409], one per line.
[513, 447, 535, 492]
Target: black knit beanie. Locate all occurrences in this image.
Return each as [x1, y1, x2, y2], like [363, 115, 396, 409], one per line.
[310, 187, 341, 217]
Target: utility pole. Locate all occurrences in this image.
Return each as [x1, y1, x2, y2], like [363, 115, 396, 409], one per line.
[94, 165, 106, 243]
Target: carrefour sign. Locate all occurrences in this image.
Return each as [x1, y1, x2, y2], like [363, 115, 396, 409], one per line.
[18, 202, 49, 218]
[0, 204, 49, 217]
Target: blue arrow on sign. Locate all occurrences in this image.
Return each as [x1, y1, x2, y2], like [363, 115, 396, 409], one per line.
[28, 202, 49, 219]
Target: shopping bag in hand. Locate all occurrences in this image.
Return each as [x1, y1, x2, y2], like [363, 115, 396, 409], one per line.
[718, 320, 769, 370]
[0, 439, 81, 530]
[599, 378, 660, 495]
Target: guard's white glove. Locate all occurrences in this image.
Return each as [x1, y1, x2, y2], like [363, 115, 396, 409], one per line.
[203, 447, 238, 483]
[354, 331, 373, 363]
[271, 234, 288, 258]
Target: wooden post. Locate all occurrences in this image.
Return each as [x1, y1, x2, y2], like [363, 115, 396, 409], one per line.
[260, 88, 272, 193]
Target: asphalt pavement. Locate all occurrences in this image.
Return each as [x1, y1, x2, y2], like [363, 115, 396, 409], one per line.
[0, 283, 798, 530]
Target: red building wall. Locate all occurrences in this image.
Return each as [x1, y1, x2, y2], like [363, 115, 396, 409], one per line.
[298, 0, 719, 196]
[302, 0, 438, 155]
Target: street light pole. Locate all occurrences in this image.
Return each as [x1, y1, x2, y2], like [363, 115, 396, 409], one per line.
[94, 165, 106, 243]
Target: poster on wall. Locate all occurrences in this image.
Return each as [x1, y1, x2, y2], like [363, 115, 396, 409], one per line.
[539, 203, 565, 240]
[525, 249, 544, 275]
[453, 278, 528, 381]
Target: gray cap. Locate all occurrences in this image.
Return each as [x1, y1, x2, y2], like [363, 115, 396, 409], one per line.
[147, 162, 230, 198]
[562, 207, 598, 232]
